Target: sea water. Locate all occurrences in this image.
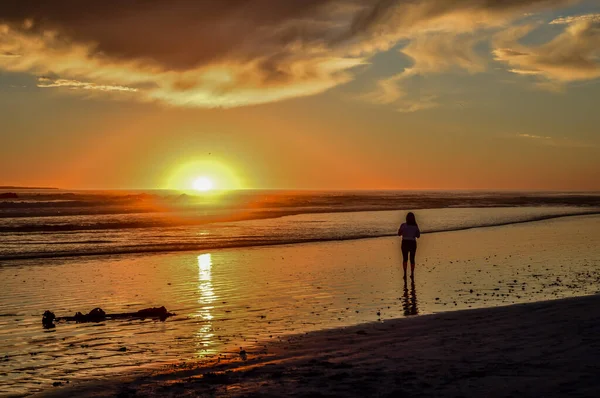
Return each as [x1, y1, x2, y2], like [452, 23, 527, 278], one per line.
[1, 190, 599, 395]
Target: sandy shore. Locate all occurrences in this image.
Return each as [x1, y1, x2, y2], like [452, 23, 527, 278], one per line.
[36, 294, 600, 398]
[2, 214, 596, 396]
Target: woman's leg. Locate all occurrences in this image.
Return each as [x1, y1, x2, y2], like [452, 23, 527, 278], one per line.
[410, 243, 417, 277]
[401, 242, 409, 278]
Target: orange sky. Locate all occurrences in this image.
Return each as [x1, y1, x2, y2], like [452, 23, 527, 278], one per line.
[1, 1, 599, 190]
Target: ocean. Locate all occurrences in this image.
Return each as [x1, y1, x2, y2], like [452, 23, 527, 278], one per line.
[1, 189, 599, 261]
[1, 190, 600, 395]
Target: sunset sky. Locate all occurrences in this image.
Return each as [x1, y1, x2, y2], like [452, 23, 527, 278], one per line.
[1, 0, 599, 191]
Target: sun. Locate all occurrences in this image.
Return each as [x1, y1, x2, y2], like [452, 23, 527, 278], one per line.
[192, 177, 214, 192]
[164, 159, 243, 191]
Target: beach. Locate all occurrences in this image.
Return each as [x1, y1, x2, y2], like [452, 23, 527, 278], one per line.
[35, 294, 600, 397]
[2, 213, 599, 396]
[4, 0, 600, 395]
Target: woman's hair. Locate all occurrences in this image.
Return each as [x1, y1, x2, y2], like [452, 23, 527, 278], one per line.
[406, 212, 417, 226]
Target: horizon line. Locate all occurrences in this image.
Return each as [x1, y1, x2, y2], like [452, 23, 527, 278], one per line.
[2, 186, 600, 194]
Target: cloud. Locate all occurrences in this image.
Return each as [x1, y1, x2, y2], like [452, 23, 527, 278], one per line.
[0, 1, 370, 107]
[360, 32, 488, 111]
[359, 0, 577, 111]
[36, 77, 137, 92]
[400, 33, 486, 75]
[516, 133, 597, 148]
[517, 133, 553, 140]
[361, 74, 406, 105]
[345, 0, 577, 48]
[0, 0, 582, 108]
[396, 95, 439, 113]
[0, 51, 20, 57]
[343, 0, 582, 64]
[550, 13, 600, 24]
[0, 20, 365, 107]
[493, 17, 600, 84]
[360, 73, 440, 112]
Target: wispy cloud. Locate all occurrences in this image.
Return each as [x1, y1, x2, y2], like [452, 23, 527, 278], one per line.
[357, 0, 581, 112]
[37, 77, 137, 92]
[517, 133, 553, 140]
[509, 69, 542, 76]
[0, 51, 20, 57]
[550, 13, 600, 24]
[396, 95, 439, 113]
[493, 17, 600, 86]
[362, 32, 486, 111]
[516, 133, 597, 148]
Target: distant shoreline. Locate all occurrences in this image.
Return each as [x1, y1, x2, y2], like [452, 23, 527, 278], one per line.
[0, 186, 58, 190]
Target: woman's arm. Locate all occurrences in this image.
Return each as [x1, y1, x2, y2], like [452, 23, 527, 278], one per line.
[416, 227, 421, 239]
[398, 224, 404, 236]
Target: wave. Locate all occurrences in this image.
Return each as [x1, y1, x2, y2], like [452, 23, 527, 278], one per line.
[4, 204, 600, 234]
[15, 240, 114, 245]
[417, 211, 600, 233]
[1, 211, 597, 263]
[0, 221, 163, 233]
[2, 190, 599, 220]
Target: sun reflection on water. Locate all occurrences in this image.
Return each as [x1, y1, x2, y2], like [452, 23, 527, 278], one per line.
[196, 253, 216, 354]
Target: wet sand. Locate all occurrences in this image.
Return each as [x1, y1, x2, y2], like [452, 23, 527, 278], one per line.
[35, 294, 600, 397]
[2, 215, 599, 395]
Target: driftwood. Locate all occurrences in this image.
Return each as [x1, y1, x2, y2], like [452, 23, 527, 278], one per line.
[42, 306, 175, 328]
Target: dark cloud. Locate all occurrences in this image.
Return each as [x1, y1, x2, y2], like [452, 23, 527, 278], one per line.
[0, 0, 576, 69]
[0, 0, 584, 107]
[1, 0, 345, 69]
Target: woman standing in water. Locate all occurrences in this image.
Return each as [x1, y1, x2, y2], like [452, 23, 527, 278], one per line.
[398, 212, 421, 279]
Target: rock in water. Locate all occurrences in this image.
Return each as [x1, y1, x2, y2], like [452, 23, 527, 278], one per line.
[88, 308, 106, 320]
[42, 310, 56, 329]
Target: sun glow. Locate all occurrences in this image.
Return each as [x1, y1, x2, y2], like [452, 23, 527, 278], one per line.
[164, 158, 243, 191]
[193, 177, 214, 192]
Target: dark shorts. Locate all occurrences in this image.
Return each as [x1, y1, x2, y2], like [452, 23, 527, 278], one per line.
[401, 240, 417, 264]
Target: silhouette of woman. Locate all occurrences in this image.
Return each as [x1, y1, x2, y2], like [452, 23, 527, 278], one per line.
[398, 212, 421, 279]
